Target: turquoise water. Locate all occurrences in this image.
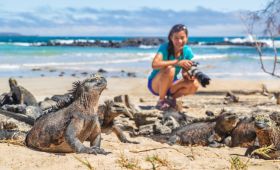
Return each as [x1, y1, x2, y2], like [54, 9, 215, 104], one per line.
[0, 36, 279, 79]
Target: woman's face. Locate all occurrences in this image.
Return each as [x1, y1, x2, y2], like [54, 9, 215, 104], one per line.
[171, 30, 188, 52]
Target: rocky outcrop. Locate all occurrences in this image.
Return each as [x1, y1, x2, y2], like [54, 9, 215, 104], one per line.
[39, 38, 166, 48]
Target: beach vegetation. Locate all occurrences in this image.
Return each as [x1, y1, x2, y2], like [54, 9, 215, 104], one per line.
[145, 154, 171, 170]
[243, 0, 280, 78]
[251, 145, 276, 159]
[116, 152, 142, 170]
[229, 156, 249, 170]
[73, 155, 95, 170]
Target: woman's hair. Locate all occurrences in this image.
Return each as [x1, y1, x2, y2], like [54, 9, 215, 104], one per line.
[167, 24, 188, 60]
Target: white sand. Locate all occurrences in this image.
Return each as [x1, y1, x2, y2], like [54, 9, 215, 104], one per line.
[0, 77, 279, 170]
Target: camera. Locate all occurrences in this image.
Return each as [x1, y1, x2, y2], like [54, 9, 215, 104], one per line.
[182, 61, 211, 87]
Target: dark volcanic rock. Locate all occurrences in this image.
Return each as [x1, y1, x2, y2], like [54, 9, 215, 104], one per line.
[37, 37, 268, 48]
[38, 38, 166, 48]
[121, 38, 165, 47]
[97, 68, 108, 74]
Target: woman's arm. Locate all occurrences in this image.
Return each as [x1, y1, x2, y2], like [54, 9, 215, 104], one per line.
[152, 53, 178, 69]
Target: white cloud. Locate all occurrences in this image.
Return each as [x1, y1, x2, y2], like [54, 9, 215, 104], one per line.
[190, 24, 246, 36]
[0, 7, 247, 36]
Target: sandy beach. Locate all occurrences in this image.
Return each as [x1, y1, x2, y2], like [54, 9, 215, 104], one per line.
[0, 77, 280, 170]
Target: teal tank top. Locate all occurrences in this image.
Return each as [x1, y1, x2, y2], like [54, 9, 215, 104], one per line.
[148, 42, 194, 80]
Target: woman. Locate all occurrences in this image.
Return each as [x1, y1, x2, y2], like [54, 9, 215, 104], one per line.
[147, 24, 199, 110]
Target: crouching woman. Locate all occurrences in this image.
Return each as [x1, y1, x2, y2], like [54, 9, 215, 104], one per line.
[147, 24, 199, 110]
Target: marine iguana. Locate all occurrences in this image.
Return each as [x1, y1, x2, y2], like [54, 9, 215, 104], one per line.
[40, 93, 139, 144]
[168, 112, 240, 147]
[97, 99, 139, 144]
[25, 74, 109, 154]
[225, 116, 256, 147]
[1, 78, 38, 107]
[246, 115, 280, 159]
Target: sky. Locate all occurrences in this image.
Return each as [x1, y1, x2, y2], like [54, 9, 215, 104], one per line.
[0, 0, 269, 36]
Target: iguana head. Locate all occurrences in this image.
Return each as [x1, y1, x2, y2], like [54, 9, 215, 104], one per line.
[98, 100, 128, 126]
[254, 115, 272, 131]
[8, 78, 18, 89]
[254, 115, 276, 147]
[83, 74, 107, 93]
[70, 74, 107, 99]
[215, 112, 240, 134]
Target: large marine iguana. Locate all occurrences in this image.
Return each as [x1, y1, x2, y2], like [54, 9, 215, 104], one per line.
[40, 93, 139, 144]
[168, 112, 240, 147]
[25, 74, 109, 154]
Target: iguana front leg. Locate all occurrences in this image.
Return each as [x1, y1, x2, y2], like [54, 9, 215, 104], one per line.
[245, 138, 260, 156]
[65, 117, 108, 155]
[88, 120, 102, 147]
[208, 132, 224, 148]
[167, 134, 180, 145]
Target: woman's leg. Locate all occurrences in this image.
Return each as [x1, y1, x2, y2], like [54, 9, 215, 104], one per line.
[170, 78, 199, 99]
[151, 66, 175, 100]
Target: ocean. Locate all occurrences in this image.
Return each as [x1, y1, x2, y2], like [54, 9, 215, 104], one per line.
[0, 36, 279, 80]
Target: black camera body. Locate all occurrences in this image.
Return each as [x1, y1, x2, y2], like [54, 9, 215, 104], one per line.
[183, 61, 211, 87]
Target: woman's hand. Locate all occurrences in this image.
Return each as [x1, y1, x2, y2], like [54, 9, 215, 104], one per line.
[182, 69, 195, 80]
[177, 60, 193, 70]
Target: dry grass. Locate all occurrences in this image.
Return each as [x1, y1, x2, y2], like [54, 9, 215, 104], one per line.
[73, 155, 95, 170]
[145, 154, 171, 170]
[251, 145, 276, 159]
[230, 156, 249, 170]
[116, 152, 142, 170]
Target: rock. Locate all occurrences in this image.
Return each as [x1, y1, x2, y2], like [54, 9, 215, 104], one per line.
[133, 124, 154, 136]
[49, 69, 56, 72]
[39, 99, 57, 111]
[1, 104, 26, 113]
[38, 37, 166, 48]
[274, 92, 280, 105]
[127, 72, 136, 77]
[205, 110, 215, 116]
[97, 69, 108, 74]
[31, 68, 41, 71]
[134, 111, 162, 127]
[224, 91, 239, 103]
[81, 72, 88, 76]
[154, 120, 172, 134]
[139, 98, 145, 102]
[23, 106, 43, 119]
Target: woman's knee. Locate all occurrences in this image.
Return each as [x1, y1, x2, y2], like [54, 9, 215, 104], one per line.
[183, 80, 199, 95]
[192, 80, 200, 91]
[162, 66, 175, 76]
